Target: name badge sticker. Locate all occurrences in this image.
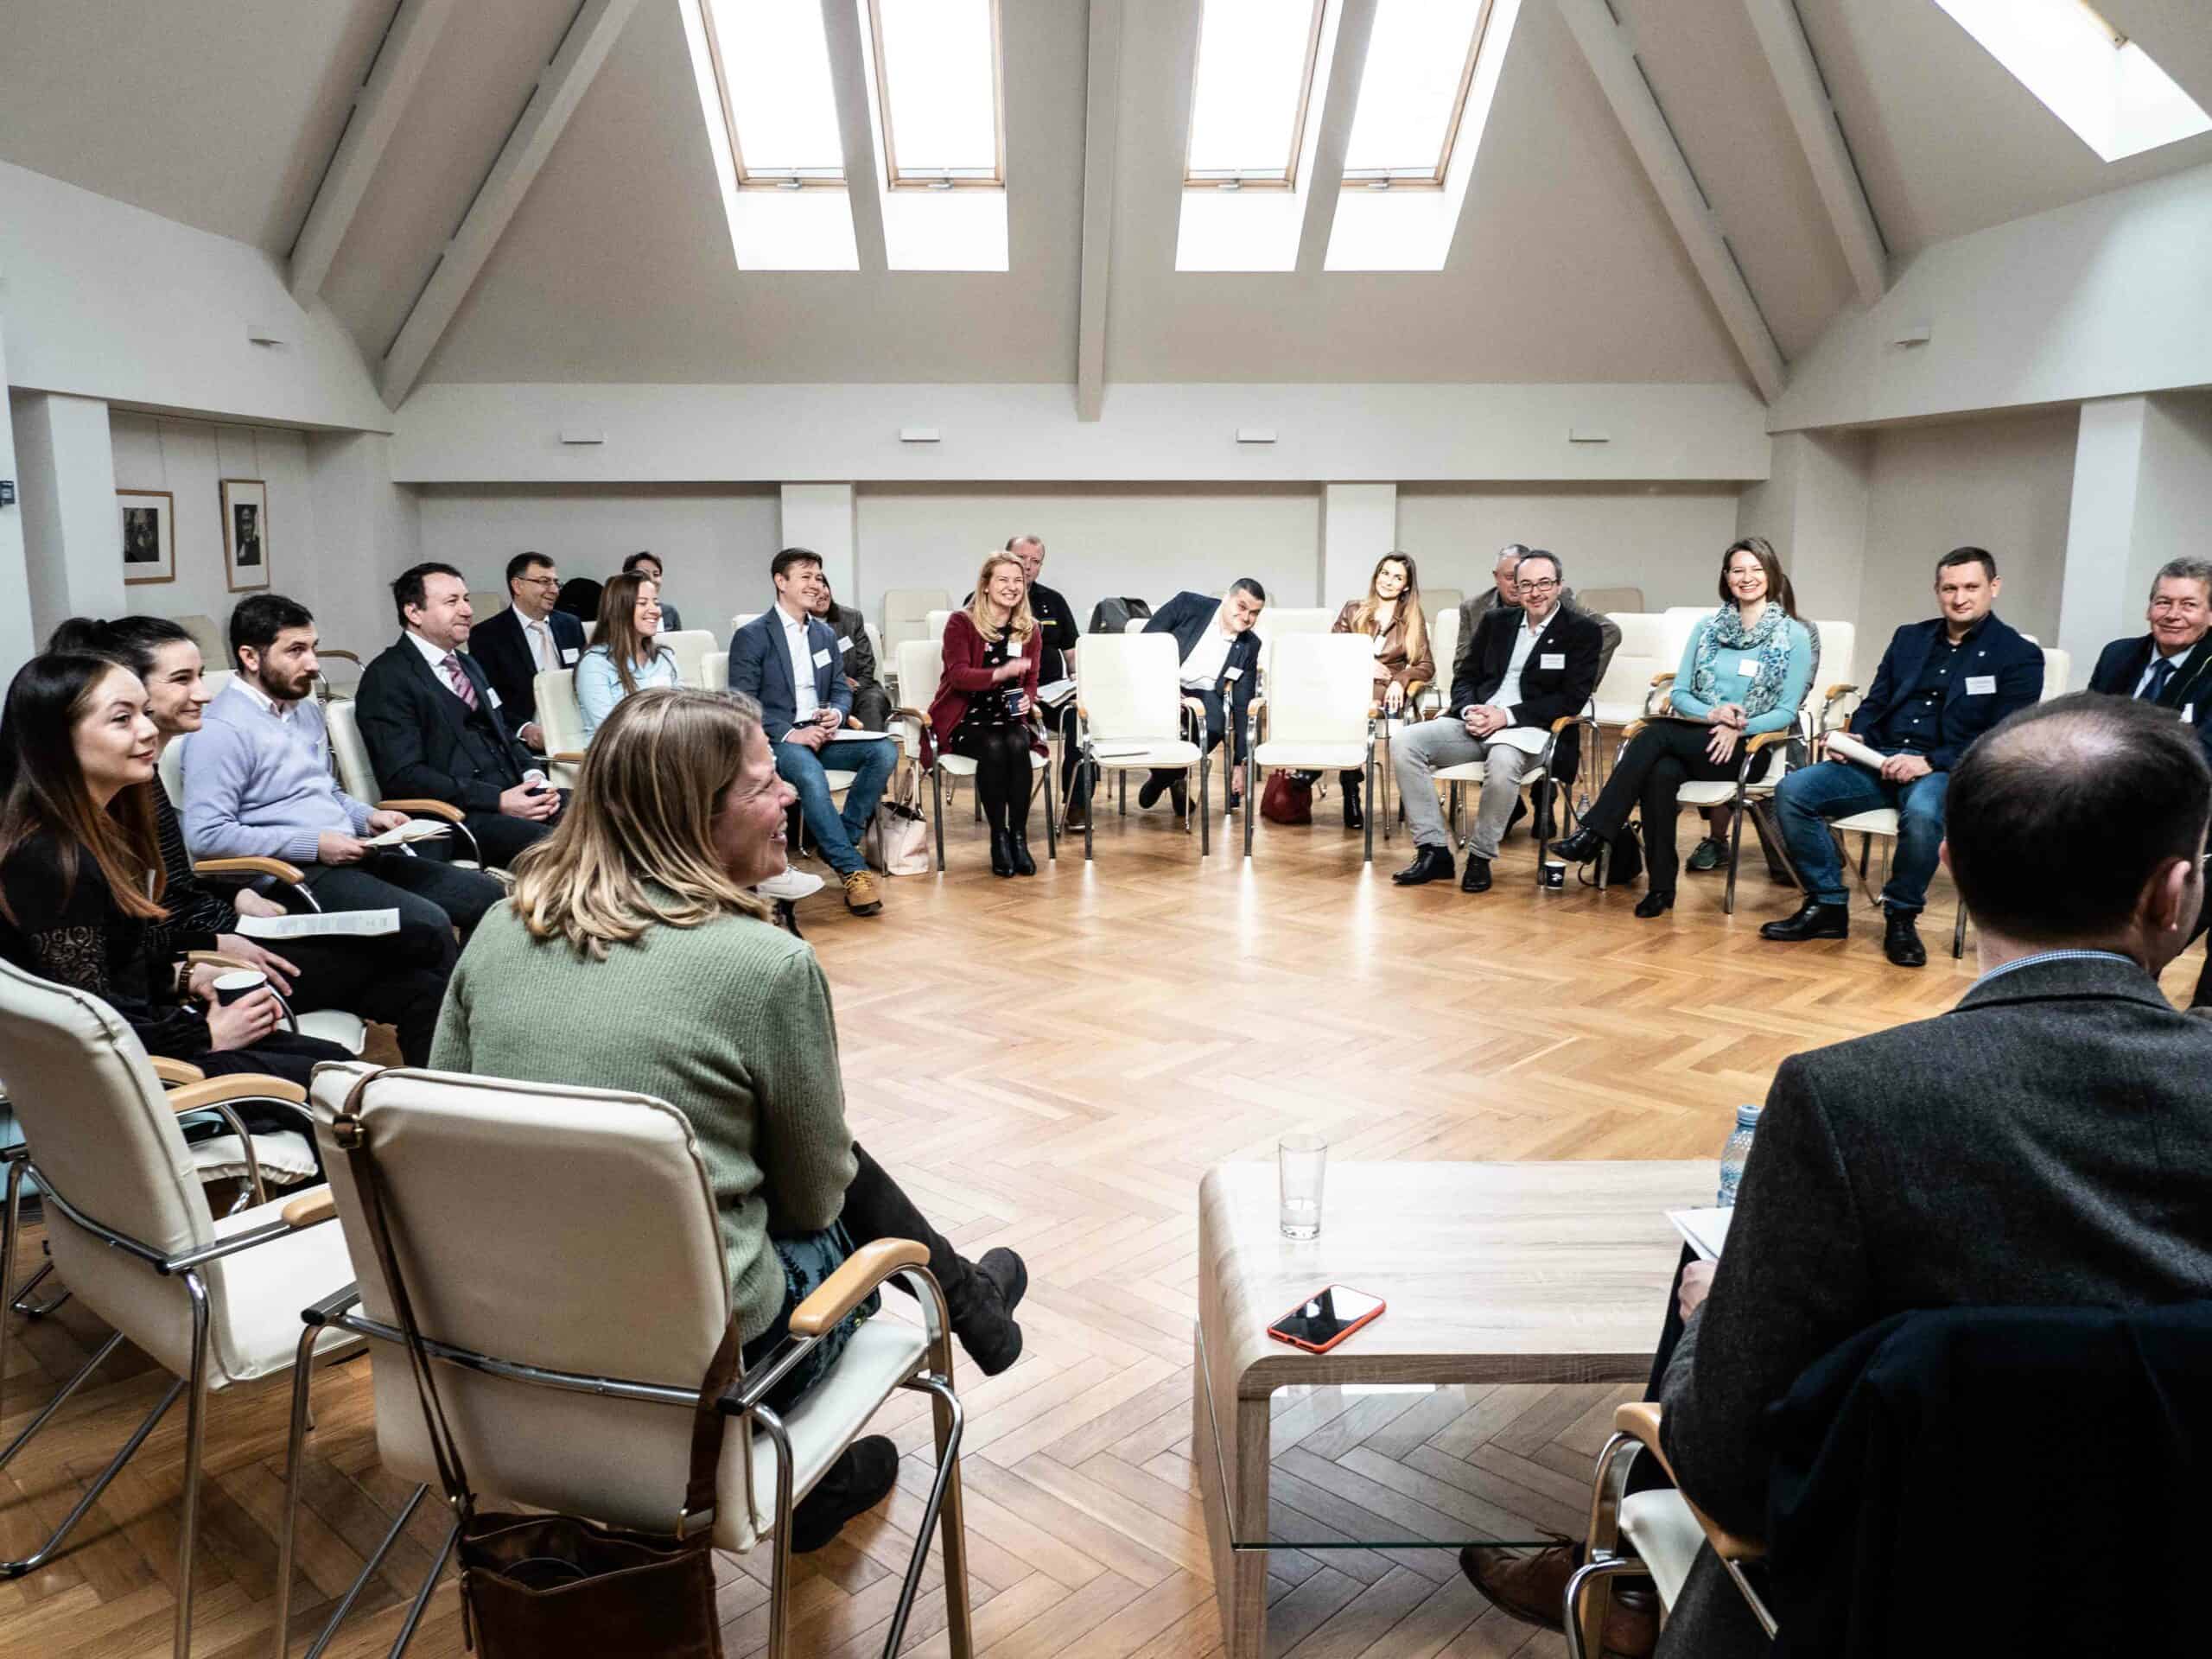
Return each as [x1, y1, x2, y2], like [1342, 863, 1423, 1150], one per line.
[1965, 675, 1997, 695]
[812, 647, 832, 668]
[486, 686, 503, 708]
[2186, 704, 2197, 726]
[836, 635, 852, 651]
[1224, 666, 1243, 682]
[1539, 652, 1566, 671]
[561, 646, 580, 664]
[1738, 657, 1763, 677]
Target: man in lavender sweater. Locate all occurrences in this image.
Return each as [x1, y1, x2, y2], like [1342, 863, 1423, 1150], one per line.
[181, 594, 503, 938]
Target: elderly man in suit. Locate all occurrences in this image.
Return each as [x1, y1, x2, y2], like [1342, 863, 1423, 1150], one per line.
[730, 548, 895, 915]
[1394, 551, 1603, 892]
[1135, 579, 1267, 816]
[354, 563, 564, 870]
[468, 551, 586, 752]
[1762, 546, 2043, 967]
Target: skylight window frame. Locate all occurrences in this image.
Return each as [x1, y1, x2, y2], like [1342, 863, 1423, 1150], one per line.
[1181, 0, 1330, 192]
[696, 0, 849, 191]
[1338, 0, 1497, 191]
[865, 0, 1008, 191]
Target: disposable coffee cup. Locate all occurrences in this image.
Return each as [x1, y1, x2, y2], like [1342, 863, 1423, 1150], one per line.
[1540, 859, 1567, 891]
[212, 969, 268, 1006]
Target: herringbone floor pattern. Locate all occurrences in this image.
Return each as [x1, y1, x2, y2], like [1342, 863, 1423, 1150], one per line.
[9, 791, 2192, 1658]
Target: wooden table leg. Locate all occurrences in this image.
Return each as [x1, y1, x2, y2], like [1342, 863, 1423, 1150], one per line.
[1195, 1327, 1271, 1658]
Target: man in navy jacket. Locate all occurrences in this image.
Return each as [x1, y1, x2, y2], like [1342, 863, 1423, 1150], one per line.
[468, 551, 586, 752]
[1138, 580, 1266, 813]
[1763, 547, 2043, 967]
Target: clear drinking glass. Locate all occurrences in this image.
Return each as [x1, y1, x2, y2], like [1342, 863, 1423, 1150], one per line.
[1278, 1132, 1328, 1239]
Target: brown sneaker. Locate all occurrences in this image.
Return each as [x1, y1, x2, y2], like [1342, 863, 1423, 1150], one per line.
[842, 869, 883, 915]
[1459, 1541, 1657, 1657]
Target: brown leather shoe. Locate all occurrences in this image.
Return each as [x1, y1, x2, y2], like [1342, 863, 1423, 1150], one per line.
[842, 869, 883, 915]
[1459, 1541, 1657, 1657]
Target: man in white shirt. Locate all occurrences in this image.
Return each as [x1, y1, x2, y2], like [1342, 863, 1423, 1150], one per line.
[1392, 551, 1604, 893]
[471, 551, 587, 750]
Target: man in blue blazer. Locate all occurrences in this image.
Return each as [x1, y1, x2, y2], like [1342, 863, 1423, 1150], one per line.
[1763, 547, 2044, 967]
[1137, 580, 1267, 813]
[729, 548, 893, 915]
[468, 551, 586, 753]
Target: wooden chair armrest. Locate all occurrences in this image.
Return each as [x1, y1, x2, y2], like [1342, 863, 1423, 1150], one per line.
[281, 1185, 336, 1228]
[549, 753, 586, 766]
[318, 650, 362, 666]
[187, 950, 254, 972]
[1549, 714, 1580, 733]
[1649, 671, 1676, 687]
[1620, 719, 1648, 741]
[788, 1238, 931, 1337]
[1745, 729, 1795, 753]
[893, 706, 930, 725]
[1823, 683, 1857, 702]
[168, 1074, 308, 1116]
[151, 1057, 207, 1085]
[378, 799, 466, 823]
[1613, 1404, 1765, 1562]
[194, 855, 306, 885]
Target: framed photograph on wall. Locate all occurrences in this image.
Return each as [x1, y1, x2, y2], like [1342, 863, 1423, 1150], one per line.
[118, 488, 175, 585]
[220, 477, 270, 592]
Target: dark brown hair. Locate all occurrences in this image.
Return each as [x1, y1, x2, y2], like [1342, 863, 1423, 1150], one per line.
[1717, 536, 1798, 618]
[0, 654, 167, 923]
[593, 571, 670, 696]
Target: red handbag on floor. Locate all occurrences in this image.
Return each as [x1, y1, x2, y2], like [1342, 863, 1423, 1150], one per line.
[1262, 771, 1313, 824]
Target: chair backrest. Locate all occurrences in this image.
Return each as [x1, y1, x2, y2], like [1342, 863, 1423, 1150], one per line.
[1593, 613, 1679, 716]
[1263, 634, 1379, 747]
[897, 639, 944, 710]
[1262, 607, 1335, 638]
[326, 696, 383, 800]
[1808, 619, 1856, 697]
[703, 649, 729, 693]
[925, 607, 953, 644]
[862, 620, 885, 673]
[307, 1064, 746, 1542]
[2042, 646, 2071, 699]
[1660, 607, 1709, 664]
[729, 612, 761, 635]
[1422, 587, 1464, 624]
[535, 667, 588, 757]
[1428, 607, 1461, 693]
[1122, 616, 1149, 634]
[660, 628, 719, 689]
[169, 613, 226, 666]
[882, 588, 948, 656]
[466, 591, 504, 631]
[1578, 585, 1646, 615]
[1078, 633, 1185, 744]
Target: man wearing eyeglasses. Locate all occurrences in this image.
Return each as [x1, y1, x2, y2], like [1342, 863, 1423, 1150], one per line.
[470, 551, 586, 753]
[1393, 550, 1603, 892]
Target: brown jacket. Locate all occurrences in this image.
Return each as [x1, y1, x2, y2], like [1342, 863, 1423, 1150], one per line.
[1331, 600, 1435, 695]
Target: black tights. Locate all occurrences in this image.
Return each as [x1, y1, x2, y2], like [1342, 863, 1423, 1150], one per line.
[951, 726, 1033, 835]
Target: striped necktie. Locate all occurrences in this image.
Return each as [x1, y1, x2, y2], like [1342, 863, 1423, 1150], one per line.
[441, 653, 479, 711]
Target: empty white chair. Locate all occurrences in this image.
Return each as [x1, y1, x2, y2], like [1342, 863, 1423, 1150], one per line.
[894, 639, 1055, 872]
[2041, 646, 2072, 701]
[1426, 607, 1462, 709]
[925, 607, 954, 645]
[276, 1061, 973, 1659]
[660, 627, 719, 688]
[704, 648, 730, 692]
[882, 588, 948, 658]
[1424, 587, 1465, 626]
[326, 698, 497, 870]
[731, 611, 762, 634]
[0, 959, 353, 1659]
[1592, 614, 1675, 728]
[1074, 633, 1211, 858]
[1243, 633, 1378, 861]
[532, 666, 590, 789]
[1256, 607, 1335, 639]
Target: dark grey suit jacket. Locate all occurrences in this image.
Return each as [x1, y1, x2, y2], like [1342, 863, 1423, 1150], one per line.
[1655, 954, 2212, 1656]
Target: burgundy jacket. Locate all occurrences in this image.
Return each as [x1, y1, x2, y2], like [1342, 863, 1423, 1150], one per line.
[926, 611, 1046, 761]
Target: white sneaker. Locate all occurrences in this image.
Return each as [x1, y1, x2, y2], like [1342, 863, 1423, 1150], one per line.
[756, 868, 825, 902]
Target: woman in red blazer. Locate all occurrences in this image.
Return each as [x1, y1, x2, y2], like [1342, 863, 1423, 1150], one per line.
[927, 553, 1045, 876]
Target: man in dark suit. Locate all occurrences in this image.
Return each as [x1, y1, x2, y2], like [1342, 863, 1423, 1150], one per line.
[729, 548, 895, 916]
[1763, 546, 2043, 966]
[468, 551, 586, 753]
[354, 562, 563, 870]
[1138, 580, 1267, 815]
[1391, 550, 1602, 892]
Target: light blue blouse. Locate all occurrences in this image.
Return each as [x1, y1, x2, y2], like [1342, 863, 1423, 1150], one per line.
[576, 644, 683, 740]
[1669, 612, 1815, 735]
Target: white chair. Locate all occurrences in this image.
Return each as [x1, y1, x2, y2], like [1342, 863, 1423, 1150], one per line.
[0, 959, 354, 1658]
[1074, 633, 1211, 859]
[1592, 614, 1676, 729]
[925, 607, 954, 646]
[1257, 607, 1335, 639]
[276, 1062, 973, 1659]
[326, 699, 498, 871]
[893, 639, 1055, 872]
[731, 610, 762, 634]
[1122, 616, 1150, 634]
[531, 666, 590, 790]
[1432, 717, 1584, 879]
[1243, 634, 1377, 861]
[1578, 585, 1647, 616]
[704, 648, 730, 692]
[1425, 587, 1465, 625]
[661, 627, 719, 688]
[882, 588, 948, 658]
[1427, 607, 1461, 708]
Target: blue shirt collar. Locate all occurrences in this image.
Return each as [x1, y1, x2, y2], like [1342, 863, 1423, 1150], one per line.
[1971, 948, 2139, 992]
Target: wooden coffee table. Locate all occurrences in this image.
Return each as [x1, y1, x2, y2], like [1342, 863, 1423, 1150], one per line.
[1193, 1160, 1710, 1656]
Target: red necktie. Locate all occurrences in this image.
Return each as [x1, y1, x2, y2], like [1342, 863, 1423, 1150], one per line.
[441, 654, 479, 711]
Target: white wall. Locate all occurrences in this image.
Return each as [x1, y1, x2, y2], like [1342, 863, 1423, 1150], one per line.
[1859, 410, 2079, 657]
[415, 485, 781, 638]
[1394, 485, 1744, 611]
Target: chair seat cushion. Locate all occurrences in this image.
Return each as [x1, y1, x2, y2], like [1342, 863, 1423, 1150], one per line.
[1829, 808, 1899, 835]
[298, 1010, 367, 1053]
[938, 752, 1047, 778]
[1592, 701, 1643, 726]
[1089, 741, 1198, 767]
[1253, 742, 1368, 770]
[1674, 782, 1738, 807]
[1618, 1490, 1706, 1611]
[189, 1128, 319, 1186]
[207, 1197, 359, 1383]
[1433, 762, 1548, 785]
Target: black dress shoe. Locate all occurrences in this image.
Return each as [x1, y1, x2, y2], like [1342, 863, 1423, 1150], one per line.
[790, 1435, 899, 1552]
[1532, 804, 1558, 842]
[1884, 907, 1928, 968]
[1007, 830, 1036, 876]
[1137, 774, 1167, 810]
[988, 827, 1014, 877]
[1392, 844, 1457, 886]
[1460, 855, 1492, 893]
[1761, 898, 1848, 941]
[1550, 826, 1606, 865]
[1635, 890, 1675, 918]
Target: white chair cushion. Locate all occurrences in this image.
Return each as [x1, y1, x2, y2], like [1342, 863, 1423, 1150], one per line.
[1090, 741, 1198, 768]
[1592, 700, 1643, 725]
[1830, 808, 1899, 836]
[939, 751, 1046, 778]
[734, 1318, 930, 1547]
[188, 1128, 319, 1186]
[297, 1010, 367, 1054]
[1253, 741, 1369, 770]
[1675, 782, 1738, 807]
[822, 770, 857, 790]
[1619, 1490, 1707, 1611]
[204, 1197, 359, 1383]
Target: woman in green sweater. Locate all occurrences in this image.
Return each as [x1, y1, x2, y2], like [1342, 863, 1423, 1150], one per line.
[431, 685, 1026, 1551]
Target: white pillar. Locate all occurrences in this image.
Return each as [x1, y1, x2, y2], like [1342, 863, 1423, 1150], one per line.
[1321, 483, 1396, 610]
[2057, 397, 2152, 670]
[779, 483, 856, 601]
[11, 391, 122, 646]
[307, 431, 422, 652]
[1737, 429, 1871, 632]
[0, 320, 32, 683]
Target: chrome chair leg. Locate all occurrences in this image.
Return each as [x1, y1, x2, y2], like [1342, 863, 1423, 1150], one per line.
[379, 1518, 459, 1659]
[759, 1403, 798, 1659]
[1563, 1556, 1653, 1659]
[931, 766, 947, 872]
[886, 1374, 967, 1659]
[0, 1333, 182, 1579]
[174, 1271, 213, 1659]
[8, 1256, 62, 1316]
[298, 1485, 435, 1659]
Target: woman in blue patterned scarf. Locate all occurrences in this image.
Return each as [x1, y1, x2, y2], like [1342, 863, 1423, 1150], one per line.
[1550, 538, 1815, 915]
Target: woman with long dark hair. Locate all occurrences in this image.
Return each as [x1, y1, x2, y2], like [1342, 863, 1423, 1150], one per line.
[1323, 551, 1435, 829]
[576, 570, 681, 739]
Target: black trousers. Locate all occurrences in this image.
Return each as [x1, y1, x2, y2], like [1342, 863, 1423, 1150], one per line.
[947, 723, 1033, 834]
[849, 682, 895, 733]
[460, 804, 559, 871]
[1583, 721, 1740, 896]
[302, 849, 505, 938]
[1147, 688, 1238, 794]
[278, 929, 453, 1066]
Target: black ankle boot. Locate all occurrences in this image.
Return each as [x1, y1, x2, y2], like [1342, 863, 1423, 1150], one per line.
[790, 1435, 899, 1552]
[944, 1247, 1028, 1375]
[1007, 828, 1036, 876]
[988, 826, 1014, 876]
[1550, 826, 1606, 865]
[1883, 906, 1927, 967]
[1635, 890, 1675, 918]
[1342, 775, 1364, 830]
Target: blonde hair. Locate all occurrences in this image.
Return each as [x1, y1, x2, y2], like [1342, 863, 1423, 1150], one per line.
[1351, 552, 1428, 666]
[506, 687, 769, 958]
[964, 553, 1037, 645]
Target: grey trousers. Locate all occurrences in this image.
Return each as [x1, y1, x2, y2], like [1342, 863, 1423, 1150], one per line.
[1391, 718, 1535, 859]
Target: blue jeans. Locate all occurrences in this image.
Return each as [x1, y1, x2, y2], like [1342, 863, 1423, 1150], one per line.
[774, 735, 895, 876]
[1774, 759, 1949, 913]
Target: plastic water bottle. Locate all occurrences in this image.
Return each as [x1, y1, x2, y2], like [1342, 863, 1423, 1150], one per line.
[1717, 1104, 1761, 1207]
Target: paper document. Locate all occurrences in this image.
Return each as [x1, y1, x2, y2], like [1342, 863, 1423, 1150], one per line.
[1668, 1207, 1733, 1262]
[364, 820, 451, 848]
[1091, 744, 1150, 759]
[828, 728, 895, 742]
[236, 909, 401, 942]
[1035, 678, 1077, 707]
[1824, 730, 1889, 771]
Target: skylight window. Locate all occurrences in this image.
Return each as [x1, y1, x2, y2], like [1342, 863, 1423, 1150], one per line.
[1340, 0, 1491, 188]
[1931, 0, 2212, 162]
[1184, 0, 1328, 188]
[869, 0, 1004, 188]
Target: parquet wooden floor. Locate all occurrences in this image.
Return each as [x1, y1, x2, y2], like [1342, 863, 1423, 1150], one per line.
[10, 791, 2199, 1658]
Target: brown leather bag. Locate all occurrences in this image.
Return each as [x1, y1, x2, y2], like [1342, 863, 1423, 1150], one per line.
[335, 1077, 734, 1657]
[1261, 770, 1313, 824]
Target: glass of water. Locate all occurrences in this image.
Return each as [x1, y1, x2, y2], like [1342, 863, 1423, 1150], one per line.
[1278, 1132, 1328, 1239]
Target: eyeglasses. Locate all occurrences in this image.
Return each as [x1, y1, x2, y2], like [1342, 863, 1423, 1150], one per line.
[1516, 578, 1560, 593]
[515, 575, 560, 589]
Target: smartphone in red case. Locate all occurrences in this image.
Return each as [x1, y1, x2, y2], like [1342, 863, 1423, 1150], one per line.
[1266, 1283, 1387, 1355]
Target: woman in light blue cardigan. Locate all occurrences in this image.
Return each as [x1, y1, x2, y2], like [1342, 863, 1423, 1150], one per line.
[576, 570, 683, 740]
[1550, 538, 1814, 915]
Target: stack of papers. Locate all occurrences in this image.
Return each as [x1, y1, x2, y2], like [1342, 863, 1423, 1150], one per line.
[1035, 678, 1077, 708]
[365, 820, 451, 848]
[1667, 1207, 1733, 1262]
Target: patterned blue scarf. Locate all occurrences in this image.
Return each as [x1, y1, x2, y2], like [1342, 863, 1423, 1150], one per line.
[1688, 603, 1795, 719]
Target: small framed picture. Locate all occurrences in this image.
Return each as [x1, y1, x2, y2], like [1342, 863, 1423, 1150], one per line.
[221, 478, 270, 592]
[118, 488, 175, 585]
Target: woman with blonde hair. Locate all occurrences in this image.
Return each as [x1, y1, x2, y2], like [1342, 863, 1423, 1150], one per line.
[927, 551, 1044, 876]
[431, 686, 1028, 1550]
[1319, 552, 1434, 829]
[575, 569, 680, 739]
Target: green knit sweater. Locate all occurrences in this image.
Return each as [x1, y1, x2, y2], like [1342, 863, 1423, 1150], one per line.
[429, 902, 859, 1344]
